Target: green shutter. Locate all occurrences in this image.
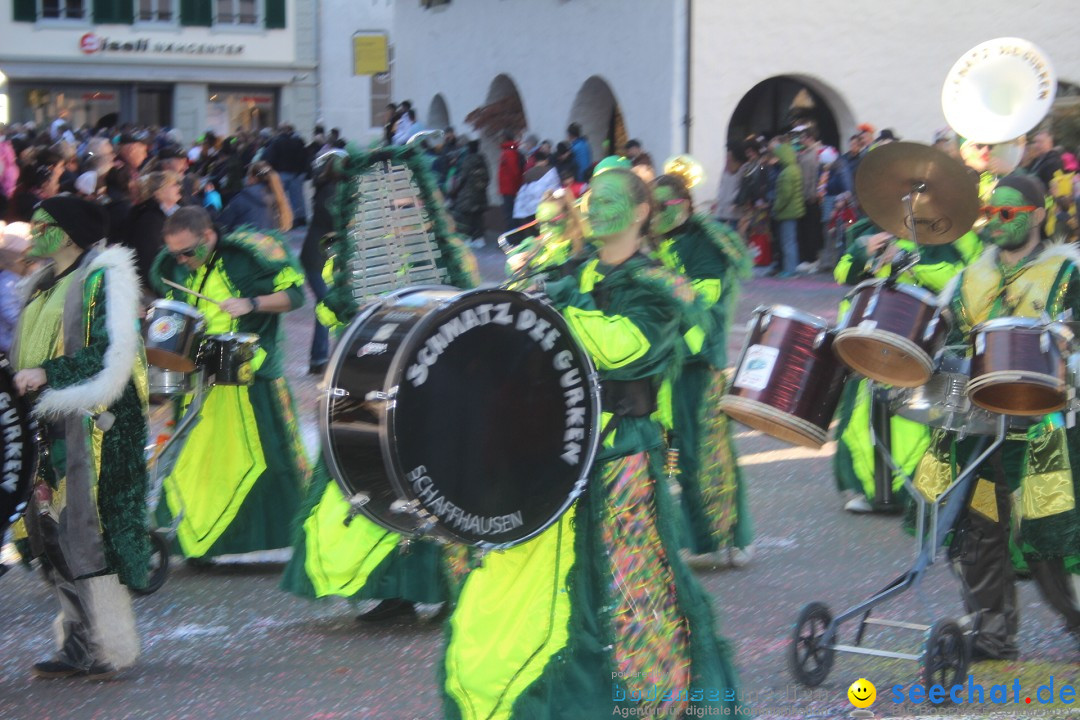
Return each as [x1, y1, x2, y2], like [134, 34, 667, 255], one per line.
[265, 0, 284, 28]
[93, 0, 133, 23]
[180, 0, 212, 26]
[13, 0, 36, 22]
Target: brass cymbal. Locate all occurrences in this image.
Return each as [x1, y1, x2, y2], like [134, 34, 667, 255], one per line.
[854, 141, 979, 245]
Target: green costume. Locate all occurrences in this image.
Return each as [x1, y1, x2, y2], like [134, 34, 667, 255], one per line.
[654, 213, 753, 554]
[281, 142, 479, 607]
[831, 223, 980, 505]
[16, 237, 149, 672]
[914, 238, 1080, 656]
[151, 229, 309, 558]
[441, 254, 740, 719]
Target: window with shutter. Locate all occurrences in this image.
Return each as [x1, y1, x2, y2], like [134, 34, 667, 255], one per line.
[180, 0, 211, 26]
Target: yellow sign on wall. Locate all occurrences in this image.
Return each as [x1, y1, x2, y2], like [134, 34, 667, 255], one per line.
[353, 34, 388, 76]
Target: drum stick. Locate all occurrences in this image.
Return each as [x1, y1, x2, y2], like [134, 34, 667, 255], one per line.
[161, 279, 223, 307]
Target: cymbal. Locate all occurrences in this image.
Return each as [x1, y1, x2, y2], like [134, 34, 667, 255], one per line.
[854, 141, 979, 245]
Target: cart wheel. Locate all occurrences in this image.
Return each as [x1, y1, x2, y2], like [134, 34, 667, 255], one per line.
[921, 619, 968, 690]
[788, 601, 835, 687]
[133, 530, 170, 596]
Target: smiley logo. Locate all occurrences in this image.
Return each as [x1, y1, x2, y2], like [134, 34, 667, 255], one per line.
[848, 678, 876, 708]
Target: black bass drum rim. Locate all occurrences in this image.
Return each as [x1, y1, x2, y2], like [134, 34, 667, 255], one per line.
[381, 288, 601, 549]
[318, 286, 453, 536]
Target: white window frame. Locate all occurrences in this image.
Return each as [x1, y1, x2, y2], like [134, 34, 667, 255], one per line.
[213, 0, 263, 27]
[134, 0, 179, 25]
[36, 0, 89, 24]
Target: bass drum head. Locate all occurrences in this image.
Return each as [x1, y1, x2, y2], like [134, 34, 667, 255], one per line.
[386, 289, 600, 548]
[321, 288, 454, 536]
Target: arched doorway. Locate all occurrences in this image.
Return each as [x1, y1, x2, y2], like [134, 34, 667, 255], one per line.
[727, 76, 850, 149]
[466, 74, 527, 176]
[568, 75, 627, 164]
[427, 93, 450, 131]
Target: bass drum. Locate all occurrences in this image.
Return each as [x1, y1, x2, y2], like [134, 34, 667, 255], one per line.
[320, 286, 601, 549]
[0, 353, 37, 541]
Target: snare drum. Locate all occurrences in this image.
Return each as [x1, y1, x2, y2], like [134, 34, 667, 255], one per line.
[321, 286, 601, 549]
[144, 300, 205, 373]
[199, 333, 259, 386]
[720, 305, 849, 448]
[834, 280, 950, 387]
[148, 366, 194, 396]
[968, 318, 1073, 416]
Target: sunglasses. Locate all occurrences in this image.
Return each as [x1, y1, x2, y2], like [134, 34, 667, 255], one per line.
[981, 205, 1037, 221]
[169, 239, 204, 258]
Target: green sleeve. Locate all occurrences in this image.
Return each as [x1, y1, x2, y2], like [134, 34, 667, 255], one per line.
[41, 271, 109, 389]
[835, 239, 871, 286]
[547, 276, 679, 382]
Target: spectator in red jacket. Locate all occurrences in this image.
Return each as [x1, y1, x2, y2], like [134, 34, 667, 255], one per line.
[497, 130, 524, 231]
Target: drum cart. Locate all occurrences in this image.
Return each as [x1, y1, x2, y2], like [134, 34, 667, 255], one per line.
[788, 407, 1008, 689]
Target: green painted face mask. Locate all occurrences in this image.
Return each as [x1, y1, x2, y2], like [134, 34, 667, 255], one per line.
[584, 172, 635, 238]
[536, 199, 568, 237]
[651, 185, 689, 236]
[980, 186, 1036, 251]
[28, 209, 68, 258]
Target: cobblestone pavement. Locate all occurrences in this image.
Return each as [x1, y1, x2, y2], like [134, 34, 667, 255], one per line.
[0, 237, 1076, 720]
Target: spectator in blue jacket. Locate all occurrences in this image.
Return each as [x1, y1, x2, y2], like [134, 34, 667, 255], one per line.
[567, 123, 592, 182]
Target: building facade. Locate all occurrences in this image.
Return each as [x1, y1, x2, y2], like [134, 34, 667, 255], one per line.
[0, 0, 317, 143]
[390, 0, 1080, 200]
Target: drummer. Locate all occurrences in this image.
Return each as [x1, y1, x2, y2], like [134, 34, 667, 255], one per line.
[918, 173, 1080, 658]
[832, 218, 981, 514]
[442, 168, 740, 718]
[649, 172, 755, 568]
[151, 206, 309, 563]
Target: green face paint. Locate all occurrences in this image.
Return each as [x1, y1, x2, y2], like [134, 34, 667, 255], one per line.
[28, 209, 68, 258]
[980, 186, 1035, 250]
[192, 241, 211, 264]
[584, 172, 635, 238]
[536, 199, 567, 237]
[651, 185, 689, 235]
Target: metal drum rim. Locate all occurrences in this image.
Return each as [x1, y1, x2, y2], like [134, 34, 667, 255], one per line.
[318, 290, 436, 536]
[381, 286, 603, 549]
[752, 304, 831, 330]
[149, 298, 206, 319]
[850, 278, 940, 307]
[833, 328, 935, 387]
[719, 395, 827, 448]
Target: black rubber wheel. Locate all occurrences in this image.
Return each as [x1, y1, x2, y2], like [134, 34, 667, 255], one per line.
[133, 530, 170, 596]
[788, 601, 835, 687]
[922, 619, 968, 691]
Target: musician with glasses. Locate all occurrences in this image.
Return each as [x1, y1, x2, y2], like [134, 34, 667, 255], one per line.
[918, 173, 1080, 659]
[13, 196, 147, 680]
[442, 168, 740, 719]
[151, 206, 309, 563]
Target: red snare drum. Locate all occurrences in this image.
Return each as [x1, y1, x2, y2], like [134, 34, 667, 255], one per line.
[833, 280, 950, 388]
[720, 306, 849, 448]
[967, 318, 1073, 416]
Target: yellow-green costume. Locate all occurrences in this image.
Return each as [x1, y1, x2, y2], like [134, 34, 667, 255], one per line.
[15, 245, 149, 670]
[441, 254, 739, 719]
[831, 222, 980, 505]
[151, 229, 309, 558]
[912, 242, 1080, 655]
[654, 214, 753, 553]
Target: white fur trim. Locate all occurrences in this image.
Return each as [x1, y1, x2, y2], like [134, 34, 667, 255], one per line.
[33, 246, 142, 419]
[81, 574, 140, 669]
[1036, 240, 1080, 268]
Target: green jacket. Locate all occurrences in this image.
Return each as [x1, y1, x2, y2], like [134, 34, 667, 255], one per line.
[771, 143, 805, 221]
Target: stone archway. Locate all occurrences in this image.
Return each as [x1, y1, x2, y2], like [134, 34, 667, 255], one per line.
[427, 93, 450, 131]
[727, 75, 854, 150]
[467, 74, 527, 175]
[567, 75, 627, 166]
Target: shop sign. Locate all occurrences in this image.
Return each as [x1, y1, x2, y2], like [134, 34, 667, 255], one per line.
[79, 33, 244, 56]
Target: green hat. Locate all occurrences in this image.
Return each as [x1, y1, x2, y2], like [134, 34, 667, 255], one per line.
[592, 155, 632, 176]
